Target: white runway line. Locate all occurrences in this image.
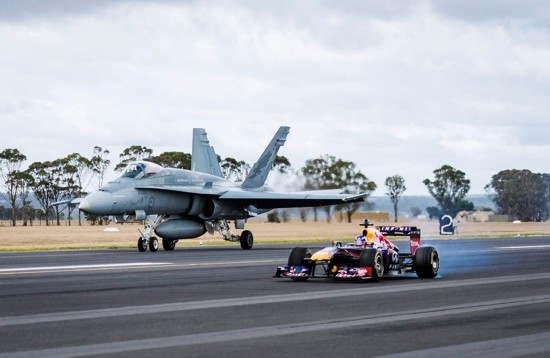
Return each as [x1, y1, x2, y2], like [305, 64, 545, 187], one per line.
[0, 262, 172, 273]
[497, 244, 550, 250]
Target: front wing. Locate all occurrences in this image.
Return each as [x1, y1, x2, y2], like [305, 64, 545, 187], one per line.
[274, 261, 373, 280]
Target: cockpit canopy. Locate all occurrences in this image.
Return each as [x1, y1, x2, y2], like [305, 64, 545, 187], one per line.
[119, 161, 163, 179]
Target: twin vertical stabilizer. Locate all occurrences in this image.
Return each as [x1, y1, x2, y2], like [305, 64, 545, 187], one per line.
[191, 126, 290, 188]
[242, 126, 290, 189]
[191, 128, 224, 178]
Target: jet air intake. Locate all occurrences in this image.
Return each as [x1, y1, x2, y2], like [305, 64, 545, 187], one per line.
[155, 219, 207, 241]
[198, 198, 249, 220]
[199, 198, 222, 220]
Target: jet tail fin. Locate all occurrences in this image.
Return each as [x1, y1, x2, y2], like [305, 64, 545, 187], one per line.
[242, 126, 290, 189]
[191, 128, 224, 178]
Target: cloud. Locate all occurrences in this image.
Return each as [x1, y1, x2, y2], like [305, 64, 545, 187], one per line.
[1, 1, 549, 195]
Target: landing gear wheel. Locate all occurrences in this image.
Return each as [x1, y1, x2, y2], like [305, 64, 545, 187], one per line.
[240, 230, 254, 250]
[162, 237, 176, 251]
[359, 249, 384, 282]
[414, 246, 439, 278]
[149, 237, 159, 252]
[137, 237, 147, 252]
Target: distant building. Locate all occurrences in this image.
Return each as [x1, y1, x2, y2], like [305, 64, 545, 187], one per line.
[456, 210, 495, 223]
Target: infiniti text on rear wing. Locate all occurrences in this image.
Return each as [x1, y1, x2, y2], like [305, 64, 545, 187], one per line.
[378, 226, 421, 255]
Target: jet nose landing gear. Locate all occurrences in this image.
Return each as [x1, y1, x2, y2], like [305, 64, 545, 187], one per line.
[137, 215, 165, 253]
[137, 237, 147, 252]
[137, 236, 158, 252]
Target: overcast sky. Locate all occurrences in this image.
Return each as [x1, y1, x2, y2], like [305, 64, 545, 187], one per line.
[1, 0, 549, 195]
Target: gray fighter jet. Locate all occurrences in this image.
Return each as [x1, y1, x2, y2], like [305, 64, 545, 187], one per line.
[78, 126, 365, 252]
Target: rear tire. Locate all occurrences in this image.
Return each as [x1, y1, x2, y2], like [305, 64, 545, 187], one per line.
[288, 247, 312, 281]
[359, 249, 384, 282]
[414, 246, 439, 278]
[162, 237, 176, 251]
[240, 230, 253, 250]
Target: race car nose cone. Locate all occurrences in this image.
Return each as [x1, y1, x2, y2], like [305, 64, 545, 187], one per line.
[79, 191, 113, 215]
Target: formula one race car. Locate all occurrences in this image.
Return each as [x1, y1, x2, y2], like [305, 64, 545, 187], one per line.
[274, 221, 439, 282]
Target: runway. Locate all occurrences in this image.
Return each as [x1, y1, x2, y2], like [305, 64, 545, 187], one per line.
[1, 237, 550, 357]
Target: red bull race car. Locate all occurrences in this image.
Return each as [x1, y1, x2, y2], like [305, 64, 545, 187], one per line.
[274, 220, 439, 282]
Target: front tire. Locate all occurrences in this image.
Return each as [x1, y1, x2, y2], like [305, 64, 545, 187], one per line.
[359, 249, 384, 282]
[414, 246, 439, 278]
[137, 237, 147, 252]
[240, 230, 253, 250]
[288, 247, 312, 281]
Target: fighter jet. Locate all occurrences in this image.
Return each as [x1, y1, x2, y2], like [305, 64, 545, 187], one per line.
[78, 126, 366, 252]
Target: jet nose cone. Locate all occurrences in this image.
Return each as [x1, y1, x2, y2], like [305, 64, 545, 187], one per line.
[79, 191, 113, 215]
[79, 200, 91, 213]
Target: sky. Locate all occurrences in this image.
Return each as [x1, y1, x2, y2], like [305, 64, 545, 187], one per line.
[1, 0, 549, 196]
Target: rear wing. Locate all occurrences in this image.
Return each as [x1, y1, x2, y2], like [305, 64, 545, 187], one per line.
[378, 226, 421, 255]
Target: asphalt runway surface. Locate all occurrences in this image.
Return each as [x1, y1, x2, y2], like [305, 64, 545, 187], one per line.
[1, 236, 550, 357]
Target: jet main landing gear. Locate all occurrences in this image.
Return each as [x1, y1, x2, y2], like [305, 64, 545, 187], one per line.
[206, 220, 254, 250]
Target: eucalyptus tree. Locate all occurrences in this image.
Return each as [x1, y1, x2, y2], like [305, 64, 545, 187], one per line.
[423, 164, 472, 217]
[273, 155, 291, 174]
[0, 148, 27, 226]
[27, 157, 80, 226]
[61, 154, 91, 225]
[90, 146, 111, 189]
[334, 160, 376, 223]
[11, 171, 34, 225]
[302, 154, 375, 223]
[26, 161, 56, 226]
[302, 155, 334, 222]
[150, 151, 192, 169]
[385, 174, 406, 223]
[115, 145, 153, 172]
[220, 157, 249, 182]
[65, 153, 94, 195]
[486, 169, 549, 222]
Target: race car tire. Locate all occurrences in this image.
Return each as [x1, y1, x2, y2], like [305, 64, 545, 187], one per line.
[162, 237, 176, 251]
[288, 247, 312, 281]
[240, 230, 254, 250]
[414, 246, 440, 278]
[359, 249, 384, 282]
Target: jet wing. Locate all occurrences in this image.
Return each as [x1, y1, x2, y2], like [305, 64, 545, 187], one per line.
[135, 184, 365, 209]
[218, 191, 366, 209]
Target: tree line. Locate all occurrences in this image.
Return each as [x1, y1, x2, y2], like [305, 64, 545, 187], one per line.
[0, 147, 374, 226]
[1, 146, 549, 226]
